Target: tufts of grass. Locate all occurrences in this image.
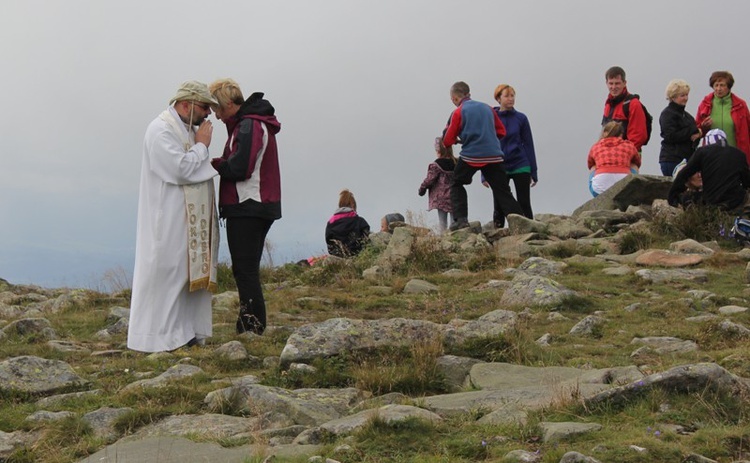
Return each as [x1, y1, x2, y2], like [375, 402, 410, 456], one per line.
[262, 355, 353, 390]
[353, 416, 443, 460]
[694, 320, 750, 351]
[112, 406, 170, 434]
[651, 204, 741, 248]
[352, 339, 447, 396]
[616, 229, 654, 254]
[554, 294, 597, 314]
[448, 324, 544, 366]
[403, 235, 455, 275]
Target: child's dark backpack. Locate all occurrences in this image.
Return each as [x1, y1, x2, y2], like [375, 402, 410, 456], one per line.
[602, 94, 653, 146]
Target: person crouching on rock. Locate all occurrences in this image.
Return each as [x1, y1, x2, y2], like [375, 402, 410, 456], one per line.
[669, 129, 750, 213]
[325, 189, 371, 257]
[587, 121, 641, 197]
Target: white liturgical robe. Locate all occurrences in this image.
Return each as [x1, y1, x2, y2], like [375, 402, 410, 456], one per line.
[128, 107, 218, 352]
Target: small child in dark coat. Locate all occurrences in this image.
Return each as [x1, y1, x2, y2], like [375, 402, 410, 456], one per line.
[419, 137, 455, 233]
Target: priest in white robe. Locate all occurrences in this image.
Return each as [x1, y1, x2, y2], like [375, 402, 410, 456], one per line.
[128, 81, 220, 352]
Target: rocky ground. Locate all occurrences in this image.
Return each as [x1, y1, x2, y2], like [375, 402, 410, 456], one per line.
[2, 175, 750, 463]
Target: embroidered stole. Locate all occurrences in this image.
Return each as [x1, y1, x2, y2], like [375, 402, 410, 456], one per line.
[159, 110, 219, 292]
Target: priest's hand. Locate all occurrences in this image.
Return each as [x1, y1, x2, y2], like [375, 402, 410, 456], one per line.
[195, 121, 213, 147]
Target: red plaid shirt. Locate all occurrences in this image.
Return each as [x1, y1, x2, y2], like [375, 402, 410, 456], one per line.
[587, 137, 641, 173]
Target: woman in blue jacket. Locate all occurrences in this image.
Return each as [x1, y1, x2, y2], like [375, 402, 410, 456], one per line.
[488, 84, 538, 227]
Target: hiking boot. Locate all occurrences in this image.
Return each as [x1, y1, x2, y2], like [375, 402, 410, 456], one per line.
[449, 218, 470, 232]
[236, 300, 264, 335]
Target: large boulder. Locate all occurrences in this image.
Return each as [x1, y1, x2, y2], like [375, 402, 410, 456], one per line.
[573, 175, 673, 216]
[279, 311, 518, 367]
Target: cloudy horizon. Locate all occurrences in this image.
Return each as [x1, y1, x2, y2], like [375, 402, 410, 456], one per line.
[3, 0, 750, 289]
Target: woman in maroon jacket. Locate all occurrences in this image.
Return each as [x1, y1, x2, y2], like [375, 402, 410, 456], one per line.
[209, 78, 281, 335]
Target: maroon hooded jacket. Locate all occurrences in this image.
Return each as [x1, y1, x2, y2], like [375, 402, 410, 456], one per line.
[212, 92, 281, 220]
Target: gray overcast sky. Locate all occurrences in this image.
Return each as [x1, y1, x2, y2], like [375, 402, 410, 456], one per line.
[2, 0, 749, 288]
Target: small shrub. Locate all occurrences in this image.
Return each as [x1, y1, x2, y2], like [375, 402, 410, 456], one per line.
[617, 229, 653, 254]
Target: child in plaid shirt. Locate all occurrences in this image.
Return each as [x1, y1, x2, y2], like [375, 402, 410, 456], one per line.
[588, 121, 641, 196]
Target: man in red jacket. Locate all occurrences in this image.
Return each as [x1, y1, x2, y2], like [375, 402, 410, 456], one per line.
[602, 66, 648, 152]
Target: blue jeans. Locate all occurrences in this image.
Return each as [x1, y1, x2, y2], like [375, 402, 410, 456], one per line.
[660, 161, 680, 177]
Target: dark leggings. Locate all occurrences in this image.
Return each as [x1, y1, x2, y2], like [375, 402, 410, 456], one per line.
[451, 158, 523, 223]
[493, 172, 534, 226]
[226, 216, 274, 333]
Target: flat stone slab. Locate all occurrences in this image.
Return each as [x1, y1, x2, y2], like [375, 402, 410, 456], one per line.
[77, 436, 320, 463]
[635, 269, 708, 283]
[317, 404, 442, 436]
[122, 364, 203, 392]
[540, 421, 602, 443]
[718, 305, 748, 315]
[129, 414, 262, 440]
[630, 337, 698, 355]
[636, 250, 704, 267]
[422, 363, 643, 423]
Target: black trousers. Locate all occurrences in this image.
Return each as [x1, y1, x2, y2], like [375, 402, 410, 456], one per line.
[226, 216, 274, 332]
[451, 158, 523, 223]
[493, 172, 534, 227]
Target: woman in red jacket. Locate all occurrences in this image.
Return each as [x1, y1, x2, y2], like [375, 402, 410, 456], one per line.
[695, 71, 750, 162]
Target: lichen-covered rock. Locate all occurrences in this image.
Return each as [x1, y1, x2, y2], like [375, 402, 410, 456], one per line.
[517, 257, 568, 276]
[313, 404, 442, 438]
[213, 340, 250, 361]
[378, 227, 414, 265]
[1, 318, 57, 340]
[279, 318, 444, 366]
[83, 407, 133, 441]
[435, 355, 484, 391]
[540, 421, 602, 443]
[402, 279, 438, 294]
[569, 315, 606, 336]
[630, 336, 698, 355]
[121, 364, 203, 392]
[279, 311, 518, 367]
[669, 239, 715, 255]
[499, 274, 577, 307]
[585, 363, 750, 408]
[507, 214, 548, 235]
[635, 268, 709, 283]
[0, 356, 88, 395]
[559, 451, 602, 463]
[204, 383, 364, 426]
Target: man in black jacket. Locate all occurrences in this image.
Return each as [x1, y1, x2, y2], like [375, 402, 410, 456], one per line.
[669, 129, 750, 212]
